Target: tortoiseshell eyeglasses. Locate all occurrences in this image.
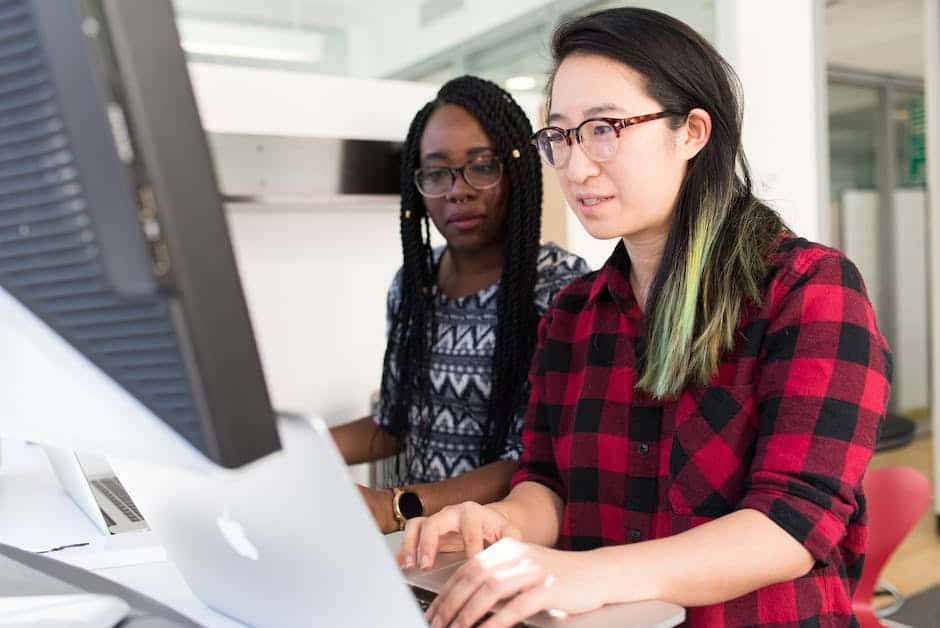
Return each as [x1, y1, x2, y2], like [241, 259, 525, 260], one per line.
[530, 111, 683, 169]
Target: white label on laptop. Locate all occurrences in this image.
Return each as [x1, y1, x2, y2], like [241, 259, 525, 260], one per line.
[217, 511, 259, 561]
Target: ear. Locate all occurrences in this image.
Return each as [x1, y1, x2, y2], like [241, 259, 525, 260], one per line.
[677, 107, 711, 160]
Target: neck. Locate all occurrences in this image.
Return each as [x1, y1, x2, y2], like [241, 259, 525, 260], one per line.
[623, 230, 668, 312]
[438, 239, 505, 298]
[446, 240, 504, 276]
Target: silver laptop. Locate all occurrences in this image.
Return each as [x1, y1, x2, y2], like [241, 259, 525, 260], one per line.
[42, 446, 149, 536]
[110, 416, 685, 628]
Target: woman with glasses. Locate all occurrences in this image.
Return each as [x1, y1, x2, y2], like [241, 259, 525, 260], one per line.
[399, 9, 891, 628]
[331, 76, 589, 536]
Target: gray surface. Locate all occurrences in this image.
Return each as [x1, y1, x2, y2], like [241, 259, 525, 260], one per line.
[5, 0, 280, 467]
[892, 584, 940, 628]
[99, 0, 281, 468]
[0, 543, 200, 627]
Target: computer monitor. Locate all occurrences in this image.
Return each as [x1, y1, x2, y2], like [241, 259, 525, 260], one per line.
[0, 0, 279, 468]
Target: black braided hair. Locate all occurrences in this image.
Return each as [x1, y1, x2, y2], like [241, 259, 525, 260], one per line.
[380, 75, 543, 481]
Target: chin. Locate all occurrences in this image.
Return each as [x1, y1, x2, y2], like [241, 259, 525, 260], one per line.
[446, 232, 494, 252]
[587, 226, 626, 241]
[576, 216, 626, 241]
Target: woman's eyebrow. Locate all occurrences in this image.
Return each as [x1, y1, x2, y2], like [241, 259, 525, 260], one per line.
[547, 103, 624, 124]
[421, 146, 494, 162]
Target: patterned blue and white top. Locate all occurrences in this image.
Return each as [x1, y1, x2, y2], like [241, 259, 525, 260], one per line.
[375, 242, 590, 484]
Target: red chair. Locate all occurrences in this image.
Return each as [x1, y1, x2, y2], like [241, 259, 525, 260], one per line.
[853, 466, 932, 628]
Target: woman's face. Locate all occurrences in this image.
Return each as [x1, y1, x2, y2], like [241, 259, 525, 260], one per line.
[418, 104, 509, 254]
[548, 54, 691, 242]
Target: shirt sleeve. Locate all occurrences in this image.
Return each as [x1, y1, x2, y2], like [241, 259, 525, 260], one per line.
[502, 248, 589, 465]
[738, 252, 892, 564]
[509, 304, 565, 497]
[373, 268, 403, 432]
[498, 381, 528, 462]
[533, 248, 591, 316]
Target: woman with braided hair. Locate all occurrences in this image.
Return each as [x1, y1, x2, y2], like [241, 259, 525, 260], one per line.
[331, 76, 589, 535]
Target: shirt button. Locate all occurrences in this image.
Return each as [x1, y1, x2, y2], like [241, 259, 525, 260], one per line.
[638, 442, 650, 454]
[629, 529, 642, 542]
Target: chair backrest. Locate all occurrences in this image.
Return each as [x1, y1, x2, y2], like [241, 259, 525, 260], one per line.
[853, 465, 932, 624]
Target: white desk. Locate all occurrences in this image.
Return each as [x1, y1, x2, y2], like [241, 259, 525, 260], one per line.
[0, 438, 684, 628]
[0, 438, 244, 627]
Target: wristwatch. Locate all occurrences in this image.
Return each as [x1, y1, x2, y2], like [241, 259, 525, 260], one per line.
[391, 487, 424, 531]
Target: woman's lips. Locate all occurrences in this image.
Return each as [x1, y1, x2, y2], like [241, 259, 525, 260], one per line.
[577, 195, 614, 216]
[448, 213, 486, 230]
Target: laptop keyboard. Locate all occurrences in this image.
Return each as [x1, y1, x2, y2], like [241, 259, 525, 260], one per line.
[410, 586, 533, 627]
[90, 477, 144, 522]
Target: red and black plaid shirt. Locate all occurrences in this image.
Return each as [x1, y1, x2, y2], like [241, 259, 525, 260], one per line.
[511, 236, 891, 627]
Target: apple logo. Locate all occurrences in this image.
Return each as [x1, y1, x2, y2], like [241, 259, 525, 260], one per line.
[217, 511, 259, 561]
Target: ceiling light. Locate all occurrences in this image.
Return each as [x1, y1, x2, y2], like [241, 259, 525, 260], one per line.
[177, 18, 323, 65]
[505, 75, 537, 91]
[180, 41, 319, 63]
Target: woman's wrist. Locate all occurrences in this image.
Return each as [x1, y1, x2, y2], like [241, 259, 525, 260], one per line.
[376, 487, 398, 534]
[486, 500, 522, 534]
[589, 543, 667, 606]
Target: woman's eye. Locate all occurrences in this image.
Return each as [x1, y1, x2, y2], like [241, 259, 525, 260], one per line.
[424, 169, 448, 182]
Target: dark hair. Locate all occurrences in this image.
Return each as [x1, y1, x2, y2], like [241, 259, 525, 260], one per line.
[381, 75, 543, 478]
[549, 8, 785, 398]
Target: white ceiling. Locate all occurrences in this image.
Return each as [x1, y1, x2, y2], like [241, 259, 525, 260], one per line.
[172, 0, 399, 29]
[173, 0, 929, 82]
[826, 0, 925, 78]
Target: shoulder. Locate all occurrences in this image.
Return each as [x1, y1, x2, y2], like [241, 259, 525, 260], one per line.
[534, 242, 591, 292]
[385, 264, 406, 313]
[536, 242, 591, 277]
[765, 235, 868, 301]
[387, 265, 404, 296]
[533, 242, 591, 313]
[387, 246, 443, 303]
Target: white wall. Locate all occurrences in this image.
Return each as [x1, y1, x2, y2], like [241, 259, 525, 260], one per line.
[841, 189, 929, 416]
[893, 189, 930, 415]
[564, 225, 617, 271]
[224, 206, 399, 422]
[355, 0, 559, 78]
[188, 62, 437, 140]
[188, 64, 436, 430]
[924, 0, 940, 517]
[715, 0, 830, 244]
[840, 190, 881, 315]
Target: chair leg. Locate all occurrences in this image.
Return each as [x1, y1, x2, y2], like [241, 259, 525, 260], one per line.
[874, 579, 906, 618]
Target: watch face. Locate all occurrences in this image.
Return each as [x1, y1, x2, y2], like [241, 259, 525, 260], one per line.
[398, 491, 423, 519]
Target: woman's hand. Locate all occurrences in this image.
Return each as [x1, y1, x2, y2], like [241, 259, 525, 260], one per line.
[425, 537, 606, 628]
[397, 501, 521, 570]
[357, 485, 396, 534]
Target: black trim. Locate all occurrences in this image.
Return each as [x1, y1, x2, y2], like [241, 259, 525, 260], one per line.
[398, 490, 424, 519]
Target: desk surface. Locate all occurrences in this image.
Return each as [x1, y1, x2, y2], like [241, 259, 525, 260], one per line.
[0, 438, 684, 628]
[0, 439, 245, 627]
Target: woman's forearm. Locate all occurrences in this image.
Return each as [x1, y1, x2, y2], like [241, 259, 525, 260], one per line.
[488, 480, 565, 547]
[589, 509, 815, 607]
[408, 460, 517, 518]
[329, 416, 400, 465]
